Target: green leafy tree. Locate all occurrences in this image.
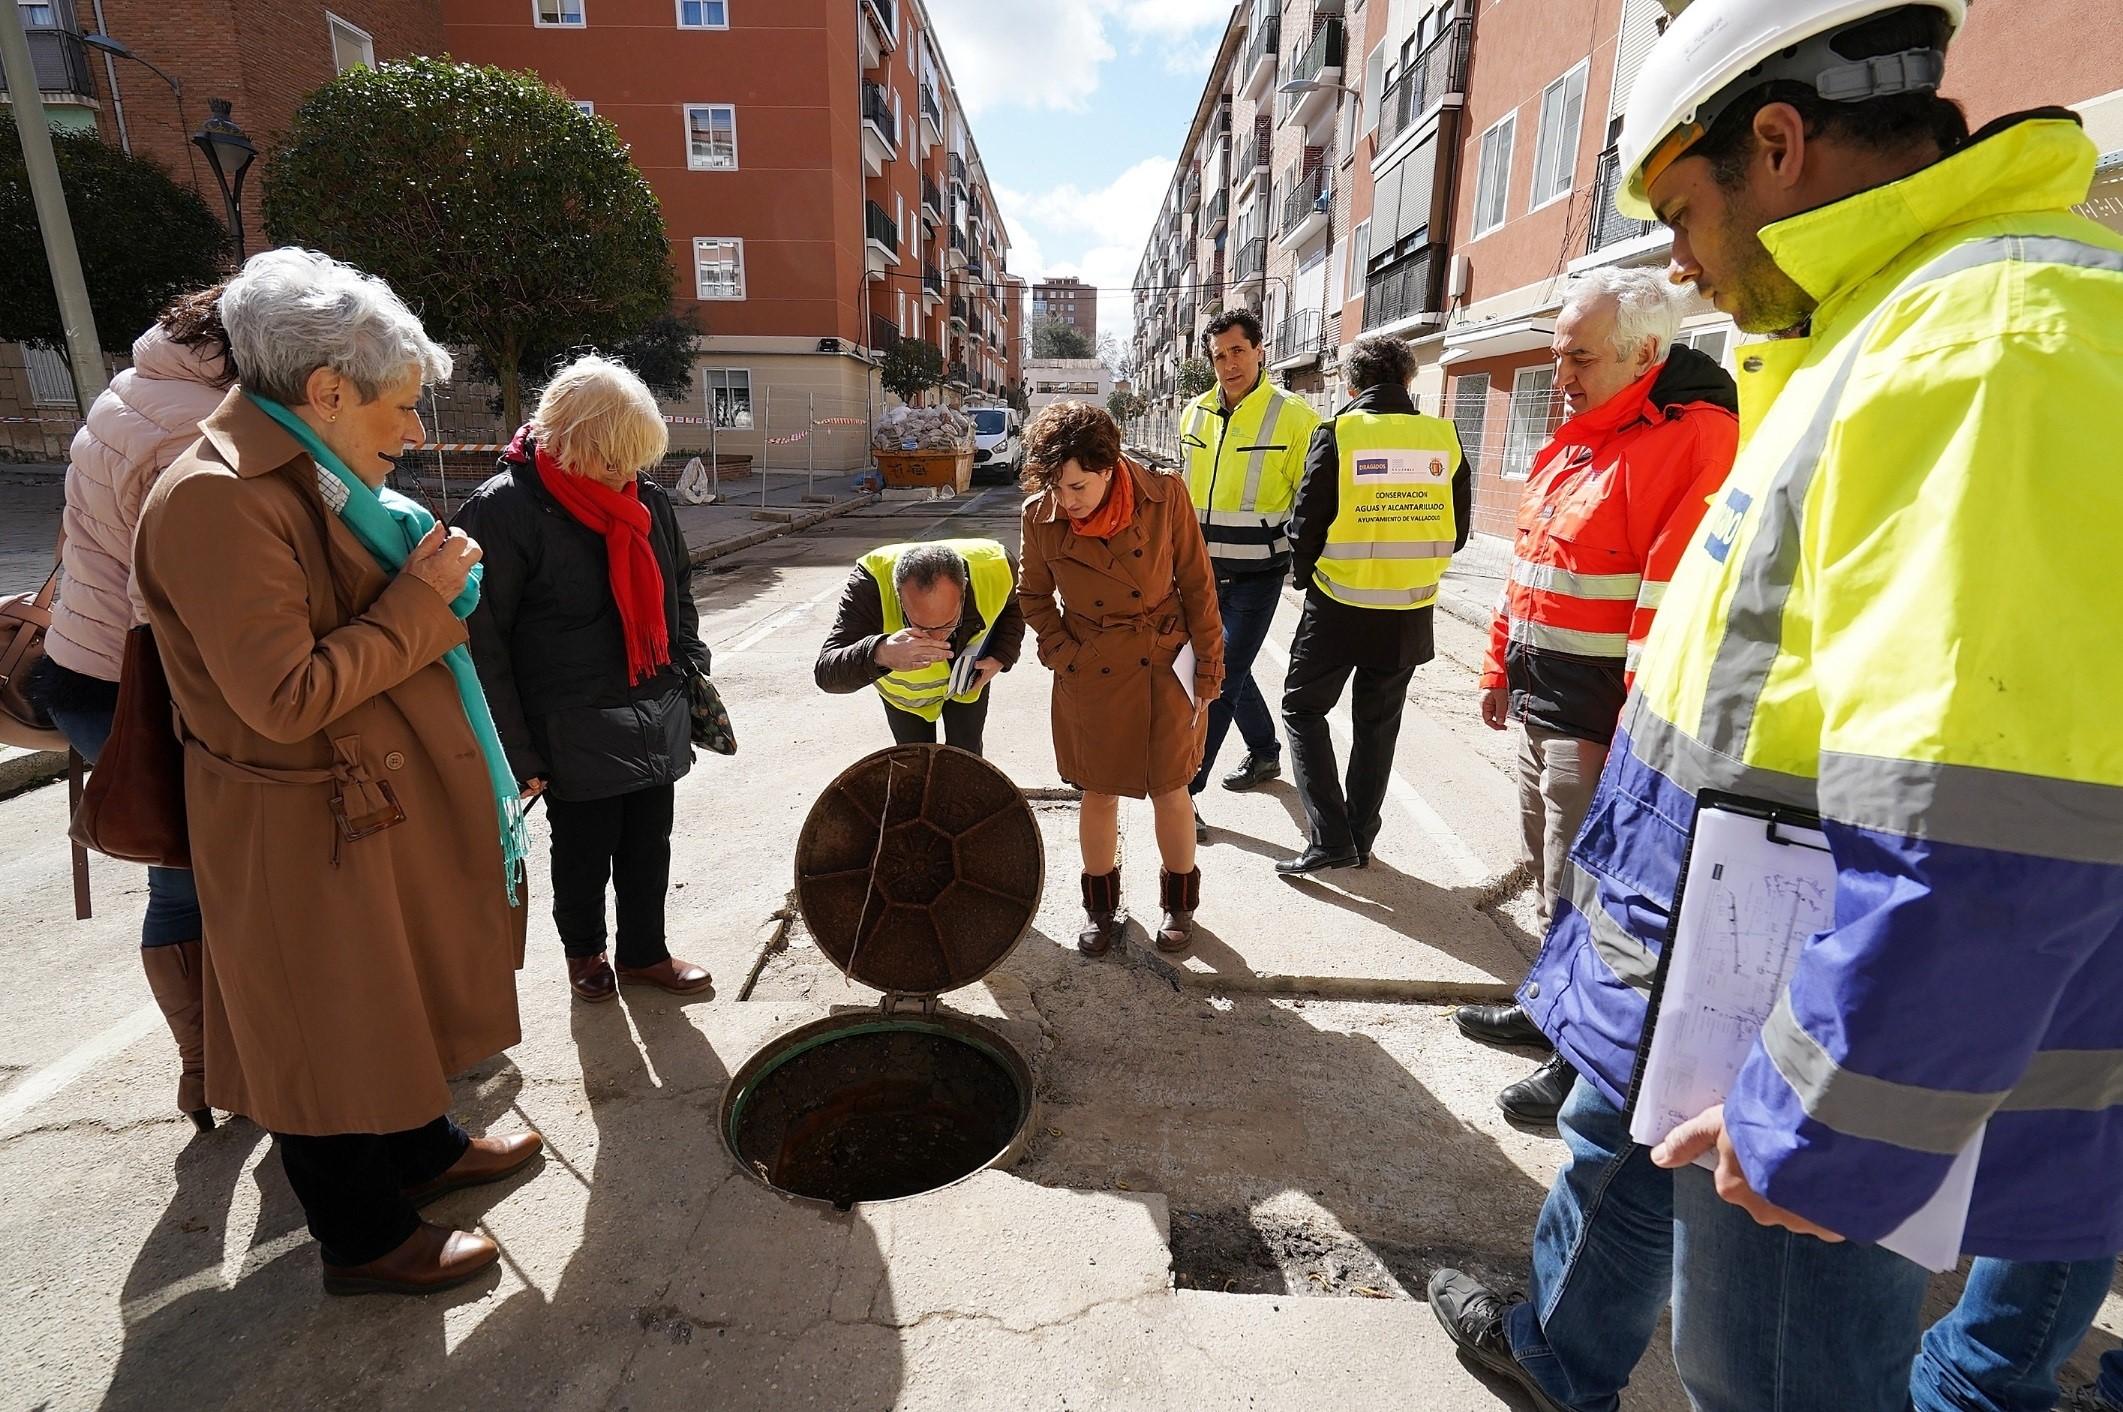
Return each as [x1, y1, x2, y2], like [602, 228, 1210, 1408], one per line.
[1032, 318, 1094, 360]
[1106, 389, 1145, 425]
[473, 305, 703, 414]
[881, 337, 944, 405]
[0, 115, 225, 357]
[264, 59, 673, 429]
[1177, 357, 1215, 400]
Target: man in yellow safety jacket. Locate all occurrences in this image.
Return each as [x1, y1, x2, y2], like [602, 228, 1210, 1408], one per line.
[1177, 309, 1322, 838]
[1275, 334, 1469, 875]
[1426, 4, 2123, 1410]
[813, 538, 1023, 756]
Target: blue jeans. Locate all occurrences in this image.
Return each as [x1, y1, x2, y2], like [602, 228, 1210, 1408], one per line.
[47, 703, 203, 947]
[1505, 1077, 1675, 1412]
[1507, 1078, 1933, 1412]
[1190, 570, 1282, 795]
[1913, 1256, 2120, 1412]
[1670, 1161, 1931, 1412]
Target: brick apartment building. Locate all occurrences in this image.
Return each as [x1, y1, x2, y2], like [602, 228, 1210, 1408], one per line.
[1031, 274, 1097, 344]
[1132, 0, 2123, 542]
[1, 0, 442, 457]
[440, 0, 1020, 471]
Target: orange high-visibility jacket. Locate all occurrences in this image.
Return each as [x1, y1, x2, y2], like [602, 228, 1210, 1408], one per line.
[1480, 347, 1737, 743]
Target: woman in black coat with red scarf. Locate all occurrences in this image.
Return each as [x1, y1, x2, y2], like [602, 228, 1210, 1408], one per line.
[454, 355, 714, 1004]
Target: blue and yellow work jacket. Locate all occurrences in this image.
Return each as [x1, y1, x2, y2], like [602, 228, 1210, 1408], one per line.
[1523, 113, 2123, 1261]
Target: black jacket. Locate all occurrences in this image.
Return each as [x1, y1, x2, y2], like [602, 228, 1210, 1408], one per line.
[1286, 383, 1474, 671]
[452, 442, 710, 801]
[814, 550, 1025, 694]
[1505, 345, 1738, 743]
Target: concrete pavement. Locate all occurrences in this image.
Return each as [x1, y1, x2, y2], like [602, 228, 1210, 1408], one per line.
[1, 484, 2115, 1410]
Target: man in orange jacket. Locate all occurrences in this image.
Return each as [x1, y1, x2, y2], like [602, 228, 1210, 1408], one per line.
[1455, 267, 1738, 1125]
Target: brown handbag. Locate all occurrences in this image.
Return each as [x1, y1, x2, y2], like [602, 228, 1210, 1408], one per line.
[70, 624, 191, 869]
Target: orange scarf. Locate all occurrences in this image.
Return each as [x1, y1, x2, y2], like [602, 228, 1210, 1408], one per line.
[1069, 461, 1137, 539]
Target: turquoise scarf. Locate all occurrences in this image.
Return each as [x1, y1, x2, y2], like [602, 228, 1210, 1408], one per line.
[249, 393, 528, 904]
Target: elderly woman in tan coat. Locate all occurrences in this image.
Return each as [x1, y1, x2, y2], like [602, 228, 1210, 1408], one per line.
[133, 248, 540, 1297]
[1018, 402, 1223, 957]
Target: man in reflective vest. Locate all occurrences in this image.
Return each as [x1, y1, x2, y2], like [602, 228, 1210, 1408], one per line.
[813, 538, 1023, 756]
[1426, 4, 2123, 1410]
[1456, 268, 1739, 1128]
[1275, 334, 1468, 875]
[1177, 310, 1322, 837]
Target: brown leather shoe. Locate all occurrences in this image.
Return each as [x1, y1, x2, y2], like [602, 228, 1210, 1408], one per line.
[402, 1130, 545, 1206]
[568, 953, 618, 1003]
[322, 1221, 499, 1297]
[616, 956, 714, 995]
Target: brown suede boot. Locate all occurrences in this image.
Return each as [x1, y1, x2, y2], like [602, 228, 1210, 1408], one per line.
[1157, 868, 1201, 953]
[140, 942, 213, 1130]
[1077, 869, 1124, 957]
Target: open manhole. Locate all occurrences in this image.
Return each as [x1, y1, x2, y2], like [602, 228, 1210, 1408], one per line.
[722, 745, 1043, 1208]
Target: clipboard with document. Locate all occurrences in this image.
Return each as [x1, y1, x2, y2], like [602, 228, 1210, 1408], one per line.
[1623, 790, 1980, 1271]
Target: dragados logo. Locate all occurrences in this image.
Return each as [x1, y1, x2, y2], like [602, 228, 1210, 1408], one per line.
[1702, 487, 1753, 564]
[1355, 457, 1390, 478]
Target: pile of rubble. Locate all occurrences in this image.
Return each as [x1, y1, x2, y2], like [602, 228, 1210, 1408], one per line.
[873, 405, 972, 453]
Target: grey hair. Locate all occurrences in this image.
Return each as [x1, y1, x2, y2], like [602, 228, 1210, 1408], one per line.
[1560, 267, 1682, 363]
[893, 543, 969, 597]
[1345, 334, 1417, 393]
[218, 247, 453, 406]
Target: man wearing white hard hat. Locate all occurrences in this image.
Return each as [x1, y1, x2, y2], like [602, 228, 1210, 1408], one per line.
[1425, 2, 2123, 1410]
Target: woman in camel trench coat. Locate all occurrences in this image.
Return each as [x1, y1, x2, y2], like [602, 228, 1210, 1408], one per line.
[1017, 401, 1223, 960]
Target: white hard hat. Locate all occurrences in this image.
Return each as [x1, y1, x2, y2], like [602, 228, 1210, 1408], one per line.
[1614, 0, 1966, 219]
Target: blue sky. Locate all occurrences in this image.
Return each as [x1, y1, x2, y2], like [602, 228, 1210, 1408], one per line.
[922, 0, 1237, 344]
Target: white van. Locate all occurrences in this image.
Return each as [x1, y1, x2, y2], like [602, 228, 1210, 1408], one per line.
[969, 406, 1022, 484]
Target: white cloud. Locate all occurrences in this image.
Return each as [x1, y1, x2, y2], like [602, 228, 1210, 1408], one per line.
[921, 0, 1229, 114]
[998, 157, 1175, 348]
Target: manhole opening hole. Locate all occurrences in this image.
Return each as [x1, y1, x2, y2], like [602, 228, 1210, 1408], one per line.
[725, 1020, 1030, 1209]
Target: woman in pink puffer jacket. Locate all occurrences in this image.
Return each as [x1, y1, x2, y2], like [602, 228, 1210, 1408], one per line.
[31, 285, 233, 1131]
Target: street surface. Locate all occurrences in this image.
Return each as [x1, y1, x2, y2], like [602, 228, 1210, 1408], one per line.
[1, 476, 2116, 1410]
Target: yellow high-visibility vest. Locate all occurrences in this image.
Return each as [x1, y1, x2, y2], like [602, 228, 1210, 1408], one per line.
[1310, 409, 1462, 609]
[1178, 375, 1321, 568]
[858, 539, 1014, 721]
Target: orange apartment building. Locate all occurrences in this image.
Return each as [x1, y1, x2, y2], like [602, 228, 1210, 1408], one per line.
[1, 0, 444, 457]
[1135, 0, 2121, 540]
[442, 0, 1021, 470]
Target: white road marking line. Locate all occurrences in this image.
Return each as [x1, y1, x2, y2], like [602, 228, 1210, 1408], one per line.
[1256, 633, 1490, 886]
[0, 1002, 163, 1133]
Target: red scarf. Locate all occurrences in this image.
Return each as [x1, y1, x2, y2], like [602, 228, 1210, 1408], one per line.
[1069, 459, 1137, 539]
[515, 426, 670, 685]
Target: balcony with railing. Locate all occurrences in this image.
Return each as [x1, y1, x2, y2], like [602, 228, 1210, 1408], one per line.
[1182, 167, 1201, 212]
[921, 176, 944, 223]
[861, 80, 897, 176]
[946, 225, 969, 268]
[919, 83, 942, 147]
[948, 152, 969, 190]
[1284, 17, 1346, 131]
[1241, 13, 1280, 101]
[950, 295, 970, 327]
[1232, 235, 1268, 283]
[0, 11, 96, 106]
[946, 361, 970, 387]
[860, 0, 897, 68]
[1235, 118, 1272, 199]
[864, 199, 900, 276]
[1362, 246, 1442, 332]
[1377, 17, 1473, 153]
[1272, 308, 1328, 368]
[1279, 165, 1330, 246]
[1204, 187, 1229, 235]
[870, 315, 901, 355]
[1587, 145, 1661, 255]
[923, 263, 944, 301]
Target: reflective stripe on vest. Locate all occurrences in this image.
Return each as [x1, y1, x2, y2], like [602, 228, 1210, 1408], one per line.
[1311, 409, 1462, 611]
[858, 538, 1015, 722]
[1181, 381, 1309, 562]
[1510, 560, 1644, 600]
[1508, 616, 1629, 658]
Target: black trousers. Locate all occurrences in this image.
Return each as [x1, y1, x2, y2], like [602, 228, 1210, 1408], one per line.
[882, 690, 990, 756]
[545, 783, 676, 967]
[1282, 657, 1417, 854]
[276, 1116, 468, 1267]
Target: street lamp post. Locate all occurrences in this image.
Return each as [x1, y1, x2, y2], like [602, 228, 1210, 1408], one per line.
[76, 32, 202, 188]
[190, 98, 257, 264]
